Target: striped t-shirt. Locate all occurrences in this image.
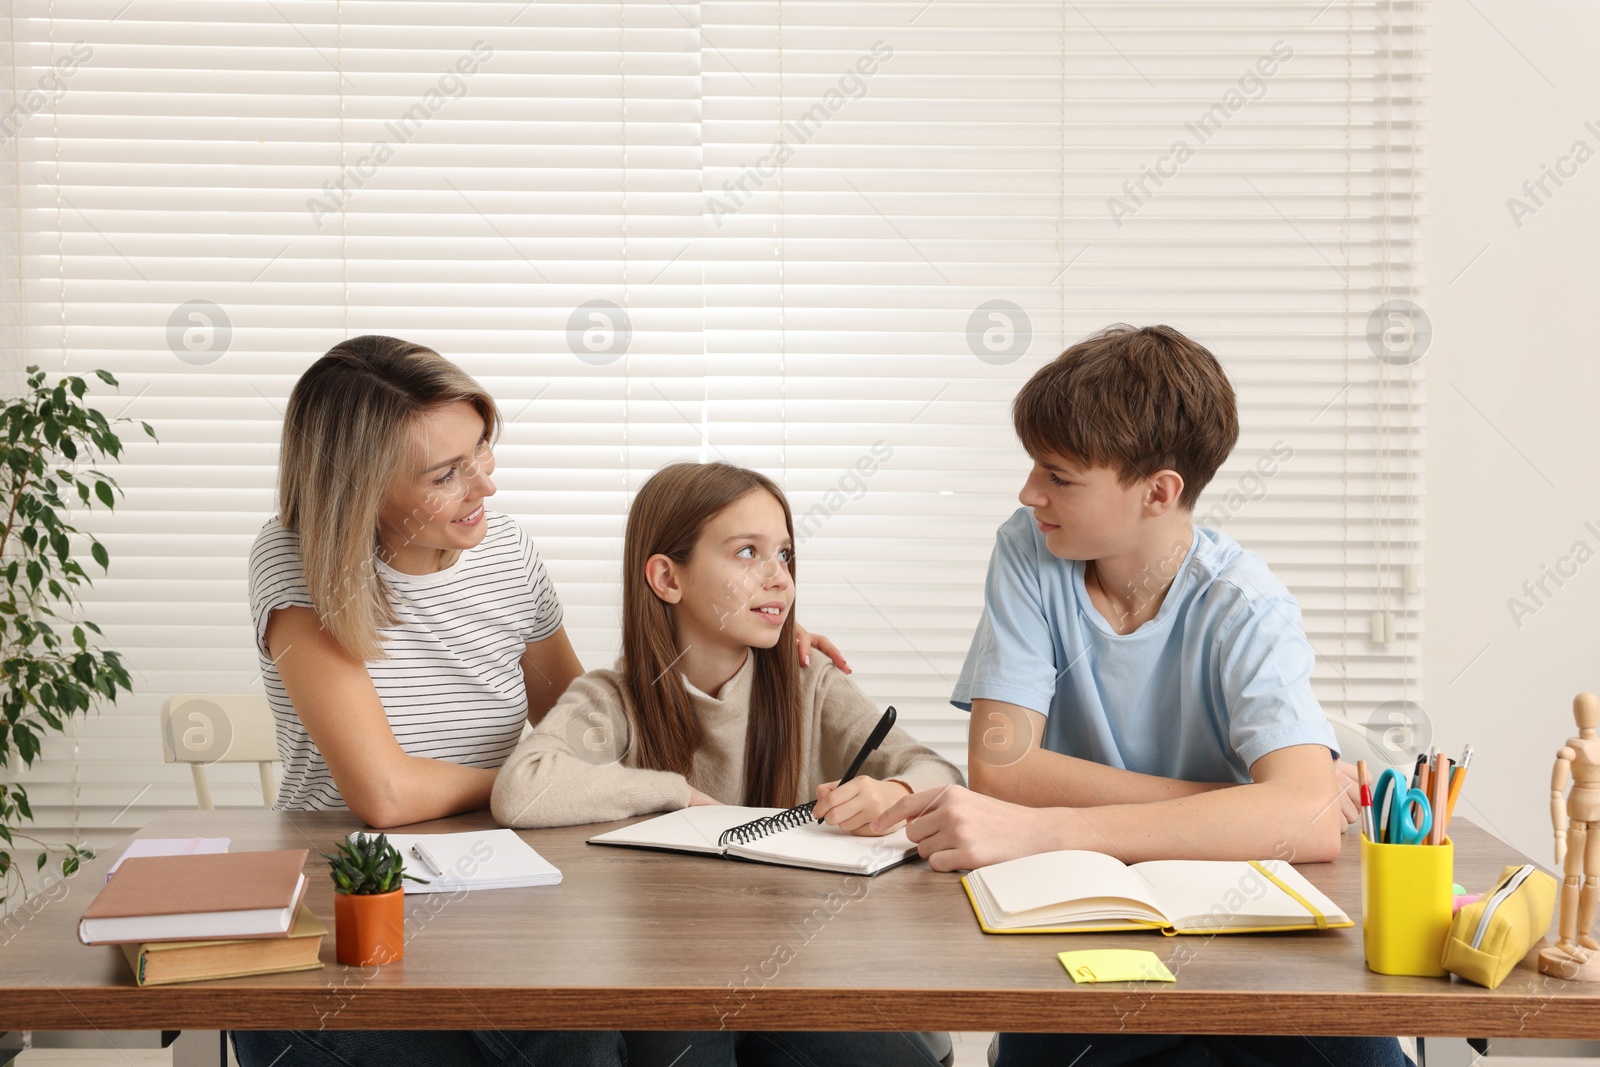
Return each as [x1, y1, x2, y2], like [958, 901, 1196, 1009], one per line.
[247, 510, 564, 812]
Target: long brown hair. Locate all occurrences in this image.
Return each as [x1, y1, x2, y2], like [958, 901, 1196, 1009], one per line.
[279, 335, 499, 661]
[622, 462, 804, 807]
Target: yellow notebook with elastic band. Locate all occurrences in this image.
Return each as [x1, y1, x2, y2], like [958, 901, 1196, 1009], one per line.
[961, 851, 1352, 935]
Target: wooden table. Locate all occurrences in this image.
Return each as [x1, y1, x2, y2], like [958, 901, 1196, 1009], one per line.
[1, 811, 1595, 1038]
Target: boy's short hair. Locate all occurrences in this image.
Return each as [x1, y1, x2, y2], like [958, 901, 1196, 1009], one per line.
[1012, 323, 1239, 510]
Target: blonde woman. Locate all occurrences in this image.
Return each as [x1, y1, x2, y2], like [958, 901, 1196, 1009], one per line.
[236, 335, 844, 1067]
[251, 335, 845, 827]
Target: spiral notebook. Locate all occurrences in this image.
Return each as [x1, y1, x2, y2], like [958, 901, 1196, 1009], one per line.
[587, 804, 919, 875]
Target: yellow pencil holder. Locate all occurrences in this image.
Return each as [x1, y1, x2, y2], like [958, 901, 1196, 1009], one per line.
[1360, 834, 1454, 977]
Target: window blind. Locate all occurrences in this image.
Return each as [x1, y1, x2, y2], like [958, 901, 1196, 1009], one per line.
[0, 0, 1423, 856]
[697, 0, 1425, 763]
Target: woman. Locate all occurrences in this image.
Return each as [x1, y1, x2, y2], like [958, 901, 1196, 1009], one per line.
[239, 335, 846, 1067]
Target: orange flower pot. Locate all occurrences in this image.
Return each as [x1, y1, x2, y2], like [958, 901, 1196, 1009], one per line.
[333, 889, 405, 966]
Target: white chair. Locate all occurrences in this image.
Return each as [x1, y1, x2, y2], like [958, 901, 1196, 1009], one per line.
[1328, 714, 1420, 773]
[159, 694, 279, 810]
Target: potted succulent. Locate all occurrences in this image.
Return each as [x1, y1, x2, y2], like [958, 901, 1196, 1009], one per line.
[323, 832, 425, 966]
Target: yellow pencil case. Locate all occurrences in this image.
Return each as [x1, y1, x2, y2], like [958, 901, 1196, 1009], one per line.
[1440, 863, 1557, 989]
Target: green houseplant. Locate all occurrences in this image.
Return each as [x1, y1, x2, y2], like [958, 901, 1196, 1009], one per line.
[1, 366, 153, 908]
[324, 832, 425, 965]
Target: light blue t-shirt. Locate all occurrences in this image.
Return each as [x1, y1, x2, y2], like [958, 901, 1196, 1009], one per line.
[952, 507, 1337, 784]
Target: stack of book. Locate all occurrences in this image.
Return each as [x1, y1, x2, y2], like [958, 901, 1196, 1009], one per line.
[79, 843, 326, 987]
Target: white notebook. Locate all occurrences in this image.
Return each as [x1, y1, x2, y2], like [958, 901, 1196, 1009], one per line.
[963, 850, 1351, 934]
[587, 805, 919, 875]
[352, 829, 562, 894]
[107, 837, 230, 881]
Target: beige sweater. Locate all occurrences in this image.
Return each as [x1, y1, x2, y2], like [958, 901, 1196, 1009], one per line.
[491, 653, 963, 828]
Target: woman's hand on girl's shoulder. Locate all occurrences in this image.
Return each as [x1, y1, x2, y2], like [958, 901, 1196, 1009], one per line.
[794, 624, 850, 673]
[813, 776, 913, 836]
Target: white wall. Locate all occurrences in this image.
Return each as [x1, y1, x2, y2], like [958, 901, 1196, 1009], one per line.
[1423, 0, 1600, 865]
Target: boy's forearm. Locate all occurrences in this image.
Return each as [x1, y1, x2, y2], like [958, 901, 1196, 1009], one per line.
[968, 698, 1231, 808]
[975, 743, 1232, 808]
[1038, 778, 1344, 865]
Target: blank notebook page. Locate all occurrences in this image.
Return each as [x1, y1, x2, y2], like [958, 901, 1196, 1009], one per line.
[377, 828, 562, 893]
[588, 806, 785, 854]
[730, 820, 918, 873]
[1135, 859, 1348, 928]
[980, 850, 1167, 921]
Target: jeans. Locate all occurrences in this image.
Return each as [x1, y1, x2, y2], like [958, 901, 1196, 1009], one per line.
[993, 1033, 1414, 1067]
[230, 1028, 626, 1067]
[623, 1029, 950, 1067]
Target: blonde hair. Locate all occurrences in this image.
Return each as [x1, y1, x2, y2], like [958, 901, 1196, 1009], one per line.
[278, 335, 500, 661]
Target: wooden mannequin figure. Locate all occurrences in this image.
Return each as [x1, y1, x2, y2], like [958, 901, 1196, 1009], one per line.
[1541, 692, 1600, 980]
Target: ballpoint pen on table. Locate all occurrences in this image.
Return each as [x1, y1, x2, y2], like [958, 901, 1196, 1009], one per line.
[410, 842, 444, 878]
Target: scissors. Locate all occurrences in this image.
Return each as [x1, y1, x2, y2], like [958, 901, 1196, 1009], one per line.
[1373, 766, 1432, 844]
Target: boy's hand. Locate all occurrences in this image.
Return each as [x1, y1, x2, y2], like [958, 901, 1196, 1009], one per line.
[871, 784, 1059, 871]
[814, 776, 911, 835]
[1333, 760, 1360, 827]
[686, 785, 721, 806]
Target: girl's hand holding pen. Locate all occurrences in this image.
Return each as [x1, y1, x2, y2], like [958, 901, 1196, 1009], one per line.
[814, 776, 913, 836]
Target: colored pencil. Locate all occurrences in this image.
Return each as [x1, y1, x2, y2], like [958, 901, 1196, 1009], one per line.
[1356, 759, 1375, 842]
[1443, 744, 1472, 837]
[1430, 753, 1452, 845]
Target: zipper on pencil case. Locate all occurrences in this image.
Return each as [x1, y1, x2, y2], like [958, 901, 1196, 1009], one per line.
[1471, 864, 1536, 951]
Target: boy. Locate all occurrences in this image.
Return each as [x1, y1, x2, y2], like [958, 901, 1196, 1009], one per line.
[873, 324, 1406, 1067]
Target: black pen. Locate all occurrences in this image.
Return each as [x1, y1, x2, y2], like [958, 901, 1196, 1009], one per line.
[817, 705, 897, 823]
[1408, 752, 1428, 825]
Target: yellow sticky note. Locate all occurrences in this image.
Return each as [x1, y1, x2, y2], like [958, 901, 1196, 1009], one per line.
[1057, 949, 1177, 985]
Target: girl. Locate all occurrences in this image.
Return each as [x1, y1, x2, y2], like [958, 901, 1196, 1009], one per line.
[241, 337, 843, 1067]
[491, 460, 963, 1067]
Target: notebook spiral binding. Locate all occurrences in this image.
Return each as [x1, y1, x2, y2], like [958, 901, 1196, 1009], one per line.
[718, 802, 818, 847]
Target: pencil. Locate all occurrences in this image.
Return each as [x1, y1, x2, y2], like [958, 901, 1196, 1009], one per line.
[1356, 759, 1375, 842]
[1431, 753, 1452, 845]
[1443, 744, 1472, 836]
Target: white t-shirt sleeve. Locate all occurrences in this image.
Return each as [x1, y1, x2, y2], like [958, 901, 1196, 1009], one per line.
[247, 520, 316, 657]
[516, 525, 564, 642]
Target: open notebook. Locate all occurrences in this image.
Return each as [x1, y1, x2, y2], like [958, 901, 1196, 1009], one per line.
[359, 829, 562, 893]
[588, 805, 918, 875]
[962, 850, 1351, 934]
